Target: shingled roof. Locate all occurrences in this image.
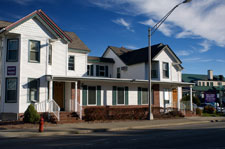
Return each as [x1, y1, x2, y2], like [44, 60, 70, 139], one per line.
[65, 31, 90, 52]
[0, 16, 90, 52]
[0, 20, 12, 29]
[88, 56, 114, 63]
[107, 43, 181, 66]
[182, 74, 225, 83]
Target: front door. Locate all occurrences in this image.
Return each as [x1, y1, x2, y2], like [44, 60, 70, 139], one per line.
[172, 88, 178, 108]
[53, 82, 65, 111]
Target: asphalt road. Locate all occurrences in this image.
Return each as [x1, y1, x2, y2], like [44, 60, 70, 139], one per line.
[1, 122, 225, 149]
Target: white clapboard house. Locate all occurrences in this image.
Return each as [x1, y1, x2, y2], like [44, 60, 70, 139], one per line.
[0, 10, 193, 120]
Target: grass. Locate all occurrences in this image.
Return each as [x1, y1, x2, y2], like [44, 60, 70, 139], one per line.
[202, 112, 225, 117]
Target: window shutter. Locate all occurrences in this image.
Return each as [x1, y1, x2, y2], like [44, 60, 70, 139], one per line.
[125, 86, 129, 105]
[91, 65, 94, 76]
[97, 86, 101, 106]
[105, 66, 108, 77]
[138, 87, 142, 105]
[112, 86, 117, 105]
[82, 85, 87, 105]
[37, 79, 40, 102]
[96, 65, 99, 76]
[87, 65, 89, 76]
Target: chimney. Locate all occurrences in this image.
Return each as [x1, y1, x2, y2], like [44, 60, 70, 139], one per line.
[208, 70, 213, 80]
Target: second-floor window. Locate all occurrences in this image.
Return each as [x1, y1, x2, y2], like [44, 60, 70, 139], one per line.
[152, 62, 158, 78]
[87, 65, 94, 76]
[7, 39, 19, 62]
[163, 62, 169, 78]
[117, 67, 121, 78]
[48, 44, 52, 65]
[29, 40, 40, 62]
[96, 65, 108, 77]
[68, 56, 74, 70]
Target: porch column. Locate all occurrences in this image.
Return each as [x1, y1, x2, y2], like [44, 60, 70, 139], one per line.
[49, 80, 53, 101]
[75, 81, 78, 112]
[190, 85, 193, 111]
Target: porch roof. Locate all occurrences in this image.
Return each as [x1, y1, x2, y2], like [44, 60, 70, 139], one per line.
[52, 76, 194, 87]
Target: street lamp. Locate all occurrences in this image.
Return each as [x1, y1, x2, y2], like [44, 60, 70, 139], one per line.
[148, 0, 192, 120]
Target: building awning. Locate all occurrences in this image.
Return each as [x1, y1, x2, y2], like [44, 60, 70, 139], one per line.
[52, 75, 194, 87]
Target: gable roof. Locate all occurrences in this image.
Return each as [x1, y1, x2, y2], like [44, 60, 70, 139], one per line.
[105, 43, 182, 66]
[0, 20, 12, 29]
[0, 10, 72, 42]
[88, 56, 115, 63]
[65, 31, 90, 52]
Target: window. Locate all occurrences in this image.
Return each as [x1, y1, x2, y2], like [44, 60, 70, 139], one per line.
[207, 82, 209, 86]
[117, 87, 125, 104]
[48, 44, 52, 65]
[151, 62, 158, 78]
[117, 67, 121, 78]
[163, 62, 169, 78]
[142, 88, 148, 105]
[210, 82, 213, 87]
[88, 86, 96, 105]
[218, 82, 222, 86]
[96, 65, 108, 77]
[29, 40, 40, 62]
[203, 82, 205, 86]
[28, 78, 40, 102]
[99, 66, 105, 76]
[5, 78, 17, 103]
[7, 39, 19, 62]
[198, 82, 201, 86]
[87, 65, 94, 76]
[68, 56, 74, 70]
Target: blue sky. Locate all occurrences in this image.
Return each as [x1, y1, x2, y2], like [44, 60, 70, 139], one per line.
[0, 0, 225, 76]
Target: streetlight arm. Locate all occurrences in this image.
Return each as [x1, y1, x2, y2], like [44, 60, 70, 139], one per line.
[151, 0, 190, 36]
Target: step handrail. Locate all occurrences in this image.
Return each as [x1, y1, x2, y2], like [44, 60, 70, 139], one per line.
[49, 99, 60, 121]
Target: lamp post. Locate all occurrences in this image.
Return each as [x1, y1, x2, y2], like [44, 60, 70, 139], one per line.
[148, 0, 192, 120]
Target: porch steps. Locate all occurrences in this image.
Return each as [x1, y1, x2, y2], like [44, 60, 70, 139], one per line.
[53, 112, 82, 124]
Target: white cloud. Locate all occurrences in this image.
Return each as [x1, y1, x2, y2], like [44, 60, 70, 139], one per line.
[124, 45, 138, 49]
[199, 40, 211, 53]
[140, 19, 172, 36]
[216, 59, 225, 63]
[176, 50, 193, 56]
[112, 18, 134, 32]
[90, 0, 225, 47]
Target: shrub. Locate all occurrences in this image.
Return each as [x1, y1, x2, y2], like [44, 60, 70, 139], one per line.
[196, 108, 202, 115]
[182, 95, 201, 106]
[23, 104, 40, 123]
[203, 105, 215, 114]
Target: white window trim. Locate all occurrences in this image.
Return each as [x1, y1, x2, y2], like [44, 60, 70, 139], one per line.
[162, 61, 169, 79]
[68, 55, 75, 71]
[87, 86, 97, 106]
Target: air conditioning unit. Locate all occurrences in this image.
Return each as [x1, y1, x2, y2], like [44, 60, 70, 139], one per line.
[121, 66, 128, 71]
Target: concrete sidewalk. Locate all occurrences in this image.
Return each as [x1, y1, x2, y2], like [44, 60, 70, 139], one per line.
[0, 117, 225, 138]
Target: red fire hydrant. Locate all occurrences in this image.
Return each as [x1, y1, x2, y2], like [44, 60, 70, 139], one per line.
[39, 117, 44, 132]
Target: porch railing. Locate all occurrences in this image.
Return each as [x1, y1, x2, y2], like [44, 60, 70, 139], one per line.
[34, 99, 60, 121]
[34, 100, 48, 113]
[49, 99, 60, 121]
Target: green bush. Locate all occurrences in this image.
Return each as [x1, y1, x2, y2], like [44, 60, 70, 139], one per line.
[203, 105, 215, 114]
[23, 104, 40, 123]
[181, 95, 201, 106]
[196, 108, 202, 115]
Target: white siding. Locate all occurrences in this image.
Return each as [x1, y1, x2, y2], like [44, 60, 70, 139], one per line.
[103, 49, 125, 78]
[67, 52, 87, 77]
